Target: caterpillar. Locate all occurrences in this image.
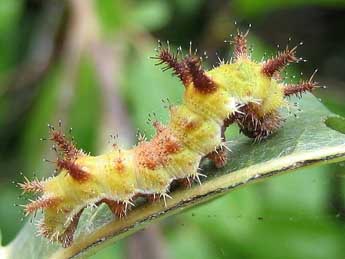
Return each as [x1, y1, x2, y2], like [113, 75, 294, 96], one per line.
[19, 30, 319, 247]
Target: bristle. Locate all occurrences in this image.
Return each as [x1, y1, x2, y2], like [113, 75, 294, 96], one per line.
[284, 78, 318, 97]
[154, 48, 191, 85]
[24, 196, 60, 215]
[262, 47, 298, 77]
[186, 56, 217, 93]
[233, 31, 248, 59]
[50, 130, 79, 159]
[19, 177, 44, 193]
[57, 159, 89, 182]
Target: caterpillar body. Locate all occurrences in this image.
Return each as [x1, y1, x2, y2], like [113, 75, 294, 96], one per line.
[20, 31, 318, 247]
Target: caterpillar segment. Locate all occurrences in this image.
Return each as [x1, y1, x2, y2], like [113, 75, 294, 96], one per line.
[21, 30, 318, 246]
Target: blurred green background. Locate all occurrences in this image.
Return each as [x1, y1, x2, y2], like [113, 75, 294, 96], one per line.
[1, 0, 345, 258]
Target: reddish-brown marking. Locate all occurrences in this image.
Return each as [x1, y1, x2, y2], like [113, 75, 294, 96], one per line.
[135, 125, 182, 170]
[114, 158, 125, 173]
[57, 159, 89, 182]
[186, 56, 217, 94]
[181, 118, 199, 130]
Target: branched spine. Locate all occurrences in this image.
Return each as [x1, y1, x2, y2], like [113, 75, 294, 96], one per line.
[153, 45, 191, 86]
[185, 56, 217, 93]
[233, 31, 249, 59]
[284, 71, 319, 97]
[262, 46, 298, 77]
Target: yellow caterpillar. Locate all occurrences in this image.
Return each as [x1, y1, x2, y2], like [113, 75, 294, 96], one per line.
[20, 30, 318, 247]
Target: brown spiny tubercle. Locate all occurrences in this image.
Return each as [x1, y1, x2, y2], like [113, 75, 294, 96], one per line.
[154, 42, 217, 94]
[20, 28, 321, 246]
[185, 56, 217, 93]
[284, 77, 319, 97]
[50, 129, 80, 159]
[19, 177, 44, 193]
[233, 30, 249, 59]
[57, 159, 89, 182]
[24, 196, 61, 216]
[153, 42, 191, 86]
[262, 46, 299, 77]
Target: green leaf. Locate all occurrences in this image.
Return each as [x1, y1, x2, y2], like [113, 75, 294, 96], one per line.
[1, 94, 345, 259]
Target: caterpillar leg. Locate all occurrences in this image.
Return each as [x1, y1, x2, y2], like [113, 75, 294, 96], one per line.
[174, 177, 193, 188]
[101, 199, 130, 219]
[235, 104, 282, 142]
[146, 194, 160, 203]
[207, 146, 228, 168]
[207, 122, 232, 168]
[58, 209, 83, 248]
